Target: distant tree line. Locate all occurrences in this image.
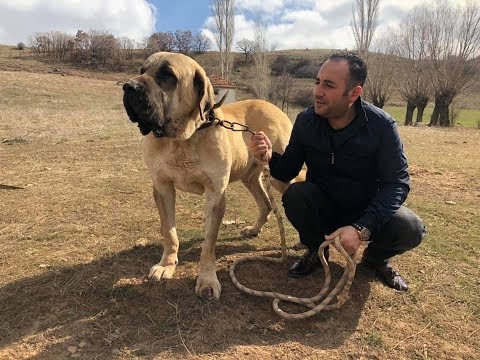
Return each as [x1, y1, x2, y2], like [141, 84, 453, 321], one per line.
[28, 29, 211, 69]
[30, 30, 135, 68]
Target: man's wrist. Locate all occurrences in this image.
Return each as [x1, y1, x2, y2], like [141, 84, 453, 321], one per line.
[352, 223, 371, 241]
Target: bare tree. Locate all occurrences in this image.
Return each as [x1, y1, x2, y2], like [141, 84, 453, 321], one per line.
[192, 33, 212, 54]
[71, 30, 89, 63]
[147, 32, 175, 54]
[88, 30, 118, 66]
[394, 7, 431, 125]
[29, 34, 48, 55]
[174, 30, 193, 54]
[118, 37, 135, 60]
[235, 38, 255, 62]
[426, 0, 480, 126]
[273, 70, 296, 113]
[351, 0, 380, 56]
[364, 33, 396, 109]
[211, 0, 235, 78]
[29, 31, 73, 60]
[253, 21, 271, 100]
[51, 31, 73, 60]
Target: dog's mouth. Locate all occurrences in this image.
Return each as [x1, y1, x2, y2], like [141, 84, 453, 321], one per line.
[136, 119, 167, 138]
[135, 120, 166, 138]
[123, 92, 167, 138]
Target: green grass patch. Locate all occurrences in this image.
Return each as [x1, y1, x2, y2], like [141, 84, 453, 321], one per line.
[384, 106, 480, 128]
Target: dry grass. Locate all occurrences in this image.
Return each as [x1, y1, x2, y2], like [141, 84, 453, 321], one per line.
[0, 55, 479, 359]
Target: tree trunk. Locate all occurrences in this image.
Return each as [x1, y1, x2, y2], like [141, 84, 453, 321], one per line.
[438, 104, 450, 127]
[431, 89, 455, 127]
[416, 105, 426, 124]
[404, 101, 415, 126]
[220, 50, 225, 78]
[415, 96, 428, 124]
[429, 99, 440, 126]
[378, 95, 385, 109]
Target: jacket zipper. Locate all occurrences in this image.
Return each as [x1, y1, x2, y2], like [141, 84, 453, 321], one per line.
[329, 133, 335, 165]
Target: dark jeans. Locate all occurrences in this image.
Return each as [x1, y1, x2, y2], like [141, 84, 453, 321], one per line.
[282, 181, 426, 265]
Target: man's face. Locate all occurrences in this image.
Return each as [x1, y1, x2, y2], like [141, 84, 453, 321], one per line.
[313, 59, 360, 119]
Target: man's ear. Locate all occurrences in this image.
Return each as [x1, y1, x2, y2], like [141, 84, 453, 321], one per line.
[349, 85, 363, 104]
[193, 70, 214, 121]
[352, 85, 363, 99]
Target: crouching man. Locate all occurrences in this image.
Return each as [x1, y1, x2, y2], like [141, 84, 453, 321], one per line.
[249, 51, 426, 291]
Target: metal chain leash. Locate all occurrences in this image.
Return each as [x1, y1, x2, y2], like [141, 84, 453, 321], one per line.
[213, 116, 257, 134]
[203, 116, 358, 319]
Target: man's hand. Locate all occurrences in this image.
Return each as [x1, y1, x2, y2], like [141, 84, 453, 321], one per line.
[249, 131, 273, 162]
[326, 226, 361, 255]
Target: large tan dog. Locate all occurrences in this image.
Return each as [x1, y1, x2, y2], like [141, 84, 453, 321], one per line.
[123, 52, 295, 300]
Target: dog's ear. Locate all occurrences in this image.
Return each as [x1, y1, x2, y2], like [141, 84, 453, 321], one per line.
[193, 70, 215, 121]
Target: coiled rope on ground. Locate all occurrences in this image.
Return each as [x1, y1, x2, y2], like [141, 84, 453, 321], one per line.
[229, 164, 359, 320]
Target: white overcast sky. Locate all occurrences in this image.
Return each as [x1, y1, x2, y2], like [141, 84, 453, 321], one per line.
[0, 0, 460, 50]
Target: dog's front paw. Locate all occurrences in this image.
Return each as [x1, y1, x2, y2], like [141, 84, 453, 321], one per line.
[241, 225, 260, 238]
[148, 263, 176, 281]
[195, 272, 221, 300]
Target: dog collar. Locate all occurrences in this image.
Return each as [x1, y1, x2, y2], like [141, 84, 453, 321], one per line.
[196, 111, 217, 131]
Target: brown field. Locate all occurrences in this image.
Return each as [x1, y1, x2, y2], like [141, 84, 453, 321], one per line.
[0, 46, 479, 359]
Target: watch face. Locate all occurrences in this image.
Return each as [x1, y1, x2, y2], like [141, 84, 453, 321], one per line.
[361, 228, 371, 241]
[360, 230, 367, 241]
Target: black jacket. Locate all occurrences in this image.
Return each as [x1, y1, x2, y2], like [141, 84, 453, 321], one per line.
[269, 98, 410, 234]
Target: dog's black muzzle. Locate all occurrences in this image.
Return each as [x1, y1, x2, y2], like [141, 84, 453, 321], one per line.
[122, 81, 166, 138]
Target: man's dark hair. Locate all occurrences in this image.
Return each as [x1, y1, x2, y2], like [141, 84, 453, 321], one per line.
[328, 51, 367, 89]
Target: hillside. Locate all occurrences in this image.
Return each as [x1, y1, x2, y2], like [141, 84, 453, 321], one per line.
[1, 44, 479, 117]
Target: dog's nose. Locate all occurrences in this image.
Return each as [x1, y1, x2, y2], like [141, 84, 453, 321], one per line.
[123, 81, 145, 93]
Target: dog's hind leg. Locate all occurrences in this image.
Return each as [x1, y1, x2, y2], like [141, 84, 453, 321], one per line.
[195, 189, 226, 300]
[240, 163, 272, 237]
[148, 184, 179, 281]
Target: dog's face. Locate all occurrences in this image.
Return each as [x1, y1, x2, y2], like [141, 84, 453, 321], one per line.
[123, 52, 215, 139]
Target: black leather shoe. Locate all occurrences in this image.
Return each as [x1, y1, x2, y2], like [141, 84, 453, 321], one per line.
[374, 263, 409, 291]
[288, 249, 328, 278]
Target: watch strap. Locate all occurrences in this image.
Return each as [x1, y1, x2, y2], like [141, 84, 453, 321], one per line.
[352, 223, 371, 241]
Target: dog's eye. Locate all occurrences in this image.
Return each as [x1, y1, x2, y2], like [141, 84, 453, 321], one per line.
[156, 66, 177, 89]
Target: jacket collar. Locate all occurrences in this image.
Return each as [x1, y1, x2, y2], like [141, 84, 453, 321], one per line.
[328, 97, 368, 148]
[338, 96, 368, 128]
